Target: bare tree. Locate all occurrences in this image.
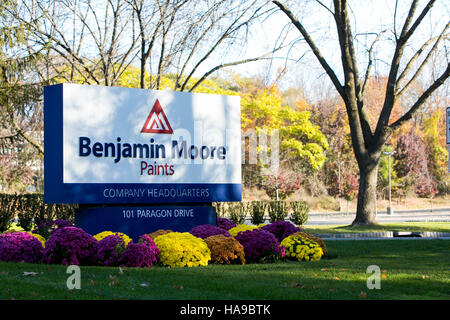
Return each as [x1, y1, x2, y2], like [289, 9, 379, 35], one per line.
[8, 0, 285, 90]
[130, 0, 285, 91]
[273, 0, 450, 225]
[6, 0, 139, 86]
[2, 0, 288, 157]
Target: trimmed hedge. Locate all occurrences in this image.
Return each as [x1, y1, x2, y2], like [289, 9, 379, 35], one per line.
[212, 200, 309, 226]
[0, 193, 76, 232]
[1, 195, 309, 233]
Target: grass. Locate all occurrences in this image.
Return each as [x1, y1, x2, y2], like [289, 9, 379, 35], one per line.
[0, 239, 449, 300]
[303, 222, 450, 234]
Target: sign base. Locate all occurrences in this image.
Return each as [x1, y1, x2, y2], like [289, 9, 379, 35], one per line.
[75, 204, 216, 241]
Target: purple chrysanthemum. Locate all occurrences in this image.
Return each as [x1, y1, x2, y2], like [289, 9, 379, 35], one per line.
[261, 220, 301, 242]
[0, 232, 43, 263]
[42, 227, 98, 265]
[96, 234, 127, 266]
[234, 229, 282, 262]
[216, 217, 237, 231]
[138, 234, 160, 262]
[32, 219, 73, 239]
[189, 224, 231, 239]
[119, 242, 159, 268]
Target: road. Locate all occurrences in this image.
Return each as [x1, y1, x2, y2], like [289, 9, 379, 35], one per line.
[305, 207, 450, 225]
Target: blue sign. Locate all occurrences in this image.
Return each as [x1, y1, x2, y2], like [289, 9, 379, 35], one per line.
[44, 83, 242, 204]
[75, 205, 216, 240]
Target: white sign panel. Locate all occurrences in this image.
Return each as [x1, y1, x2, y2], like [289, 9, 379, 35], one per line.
[44, 83, 241, 204]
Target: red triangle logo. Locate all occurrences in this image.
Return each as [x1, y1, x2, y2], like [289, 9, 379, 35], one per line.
[141, 99, 173, 134]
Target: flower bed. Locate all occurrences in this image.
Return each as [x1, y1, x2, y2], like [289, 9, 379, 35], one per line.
[0, 219, 325, 268]
[137, 234, 160, 261]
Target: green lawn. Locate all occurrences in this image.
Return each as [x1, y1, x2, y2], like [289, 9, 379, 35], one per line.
[303, 222, 450, 234]
[0, 239, 449, 300]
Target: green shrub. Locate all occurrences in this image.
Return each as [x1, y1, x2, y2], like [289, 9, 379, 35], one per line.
[51, 204, 76, 223]
[289, 201, 309, 226]
[0, 193, 76, 231]
[267, 201, 288, 223]
[228, 202, 249, 225]
[250, 201, 267, 225]
[17, 194, 44, 231]
[0, 194, 20, 232]
[212, 202, 226, 218]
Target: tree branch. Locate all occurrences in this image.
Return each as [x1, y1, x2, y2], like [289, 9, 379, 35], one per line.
[180, 1, 262, 91]
[389, 62, 450, 132]
[375, 0, 436, 139]
[10, 118, 43, 155]
[396, 22, 450, 98]
[187, 47, 285, 92]
[272, 0, 344, 98]
[361, 30, 387, 98]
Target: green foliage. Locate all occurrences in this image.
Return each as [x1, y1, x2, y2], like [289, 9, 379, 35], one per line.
[267, 201, 288, 223]
[0, 194, 19, 232]
[250, 201, 267, 225]
[0, 193, 76, 232]
[239, 79, 328, 174]
[16, 194, 42, 231]
[422, 110, 448, 184]
[212, 202, 226, 218]
[227, 202, 249, 225]
[378, 145, 400, 194]
[289, 201, 309, 226]
[279, 107, 328, 171]
[0, 4, 46, 193]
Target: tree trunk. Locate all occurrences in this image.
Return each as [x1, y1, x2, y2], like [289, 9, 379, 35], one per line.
[352, 159, 379, 226]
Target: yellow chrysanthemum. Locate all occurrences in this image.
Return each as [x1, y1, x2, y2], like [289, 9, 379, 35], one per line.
[3, 224, 25, 233]
[154, 232, 211, 268]
[228, 225, 257, 237]
[28, 232, 46, 248]
[93, 231, 132, 246]
[280, 234, 324, 262]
